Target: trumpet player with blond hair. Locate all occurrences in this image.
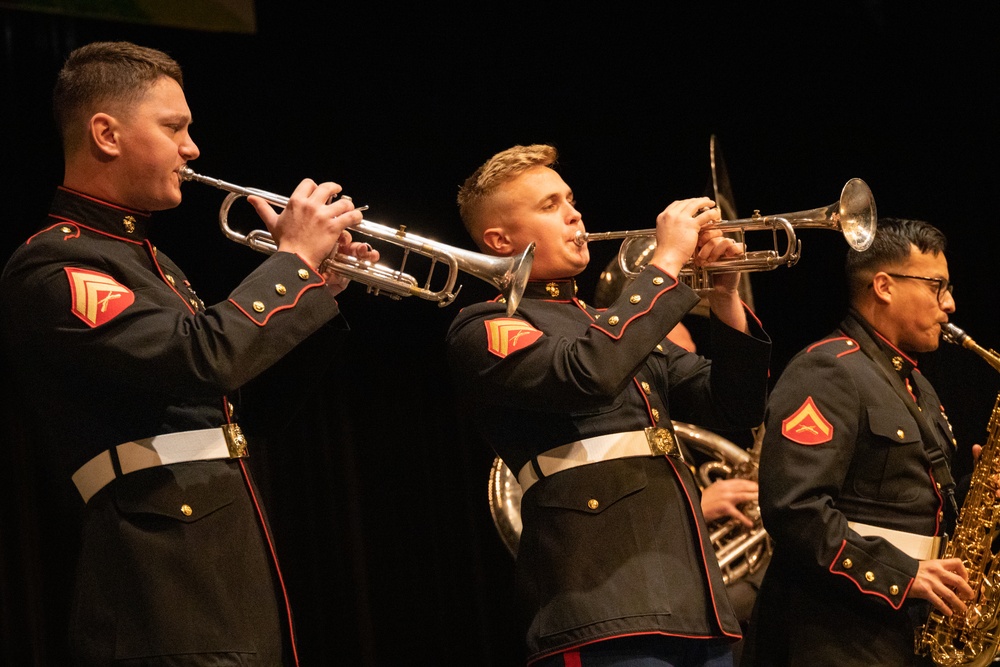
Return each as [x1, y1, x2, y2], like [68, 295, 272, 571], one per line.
[447, 143, 771, 666]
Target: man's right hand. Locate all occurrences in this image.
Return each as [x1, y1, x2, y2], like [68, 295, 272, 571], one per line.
[649, 197, 718, 278]
[910, 558, 974, 616]
[248, 179, 364, 269]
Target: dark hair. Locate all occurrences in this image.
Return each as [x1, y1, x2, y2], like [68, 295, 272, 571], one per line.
[845, 217, 947, 301]
[53, 41, 184, 148]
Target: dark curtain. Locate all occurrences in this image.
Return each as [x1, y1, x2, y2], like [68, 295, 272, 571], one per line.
[1, 3, 997, 665]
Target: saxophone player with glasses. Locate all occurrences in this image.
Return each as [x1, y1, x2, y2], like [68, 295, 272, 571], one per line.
[744, 218, 974, 666]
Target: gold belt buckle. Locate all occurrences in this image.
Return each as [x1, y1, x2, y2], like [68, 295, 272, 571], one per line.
[645, 426, 683, 461]
[223, 423, 249, 458]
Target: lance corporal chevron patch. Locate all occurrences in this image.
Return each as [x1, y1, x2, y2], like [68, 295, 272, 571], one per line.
[485, 317, 543, 358]
[782, 396, 834, 445]
[65, 267, 135, 328]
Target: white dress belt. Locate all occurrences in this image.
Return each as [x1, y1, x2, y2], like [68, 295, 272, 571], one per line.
[516, 428, 683, 494]
[848, 520, 944, 561]
[72, 425, 248, 503]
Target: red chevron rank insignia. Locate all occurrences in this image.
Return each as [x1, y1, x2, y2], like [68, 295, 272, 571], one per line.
[782, 396, 834, 445]
[485, 318, 543, 358]
[65, 267, 135, 328]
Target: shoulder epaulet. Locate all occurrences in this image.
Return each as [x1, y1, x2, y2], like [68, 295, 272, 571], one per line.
[805, 336, 861, 358]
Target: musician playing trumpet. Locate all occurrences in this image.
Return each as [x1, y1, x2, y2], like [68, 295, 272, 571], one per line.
[0, 41, 377, 664]
[447, 144, 771, 666]
[744, 218, 973, 667]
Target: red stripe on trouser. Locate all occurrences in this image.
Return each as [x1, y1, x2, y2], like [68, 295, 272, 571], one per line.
[239, 459, 301, 667]
[562, 650, 582, 667]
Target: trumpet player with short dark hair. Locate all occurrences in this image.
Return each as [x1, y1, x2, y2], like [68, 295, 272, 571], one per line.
[0, 40, 376, 664]
[446, 144, 771, 666]
[744, 218, 973, 666]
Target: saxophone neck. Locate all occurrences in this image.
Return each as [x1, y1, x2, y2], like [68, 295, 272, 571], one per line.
[942, 322, 1000, 374]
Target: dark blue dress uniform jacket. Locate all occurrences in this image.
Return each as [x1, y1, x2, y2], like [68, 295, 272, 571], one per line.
[746, 311, 955, 667]
[0, 188, 345, 664]
[446, 269, 771, 663]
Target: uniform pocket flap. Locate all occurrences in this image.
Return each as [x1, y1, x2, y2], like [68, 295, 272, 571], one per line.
[113, 462, 240, 523]
[534, 459, 648, 514]
[866, 406, 921, 445]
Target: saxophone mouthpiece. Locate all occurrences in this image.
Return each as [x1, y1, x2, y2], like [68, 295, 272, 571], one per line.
[941, 322, 968, 346]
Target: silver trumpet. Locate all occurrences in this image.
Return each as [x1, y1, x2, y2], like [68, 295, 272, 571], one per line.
[575, 178, 877, 292]
[179, 167, 533, 316]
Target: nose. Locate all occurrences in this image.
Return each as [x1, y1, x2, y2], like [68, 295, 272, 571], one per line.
[940, 289, 956, 313]
[180, 133, 200, 161]
[565, 201, 582, 224]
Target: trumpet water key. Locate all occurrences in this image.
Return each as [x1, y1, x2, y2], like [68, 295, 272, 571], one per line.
[179, 167, 533, 316]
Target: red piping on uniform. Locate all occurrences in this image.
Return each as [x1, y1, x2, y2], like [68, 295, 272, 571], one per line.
[42, 218, 147, 246]
[143, 240, 198, 315]
[228, 281, 326, 326]
[528, 630, 730, 665]
[828, 540, 913, 609]
[238, 458, 301, 667]
[666, 455, 742, 640]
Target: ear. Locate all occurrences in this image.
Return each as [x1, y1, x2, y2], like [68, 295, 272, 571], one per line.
[89, 113, 121, 157]
[482, 226, 515, 255]
[871, 271, 893, 304]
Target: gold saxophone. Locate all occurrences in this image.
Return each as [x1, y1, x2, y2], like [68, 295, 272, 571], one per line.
[917, 323, 1000, 666]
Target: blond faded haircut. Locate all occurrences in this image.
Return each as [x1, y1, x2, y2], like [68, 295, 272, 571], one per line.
[53, 41, 184, 152]
[457, 144, 558, 251]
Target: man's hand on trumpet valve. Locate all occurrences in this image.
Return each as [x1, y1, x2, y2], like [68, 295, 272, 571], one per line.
[320, 231, 381, 297]
[649, 197, 719, 278]
[246, 178, 364, 270]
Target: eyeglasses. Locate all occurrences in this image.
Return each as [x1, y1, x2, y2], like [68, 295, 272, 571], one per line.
[886, 273, 955, 302]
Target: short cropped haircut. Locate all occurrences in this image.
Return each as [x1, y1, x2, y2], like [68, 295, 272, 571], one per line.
[457, 144, 558, 249]
[53, 41, 184, 149]
[845, 217, 947, 302]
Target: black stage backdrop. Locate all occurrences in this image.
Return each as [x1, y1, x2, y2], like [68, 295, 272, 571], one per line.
[1, 4, 997, 665]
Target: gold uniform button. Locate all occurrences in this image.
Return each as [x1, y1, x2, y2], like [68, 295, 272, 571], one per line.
[652, 277, 664, 286]
[253, 301, 266, 313]
[865, 571, 875, 582]
[189, 298, 200, 310]
[298, 269, 310, 280]
[180, 504, 193, 516]
[165, 274, 176, 286]
[890, 585, 899, 596]
[227, 402, 235, 417]
[629, 294, 641, 304]
[641, 381, 652, 395]
[587, 499, 599, 510]
[656, 344, 664, 352]
[607, 315, 620, 326]
[60, 226, 73, 233]
[275, 284, 287, 295]
[846, 340, 854, 346]
[843, 559, 853, 569]
[651, 408, 660, 422]
[896, 429, 905, 440]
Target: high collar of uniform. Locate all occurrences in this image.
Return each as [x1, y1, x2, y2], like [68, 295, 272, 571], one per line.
[50, 187, 153, 242]
[522, 278, 578, 301]
[844, 309, 919, 379]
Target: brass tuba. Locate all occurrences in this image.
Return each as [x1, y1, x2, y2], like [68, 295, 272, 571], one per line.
[917, 323, 1000, 666]
[487, 422, 772, 586]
